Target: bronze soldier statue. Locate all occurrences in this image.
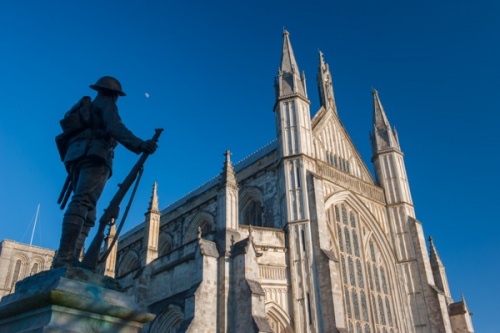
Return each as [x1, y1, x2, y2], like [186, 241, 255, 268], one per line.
[53, 76, 157, 268]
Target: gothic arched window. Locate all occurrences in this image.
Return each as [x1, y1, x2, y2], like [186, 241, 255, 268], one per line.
[265, 303, 293, 333]
[184, 211, 215, 243]
[242, 199, 262, 227]
[118, 251, 140, 277]
[159, 234, 173, 257]
[328, 203, 398, 332]
[10, 259, 23, 292]
[30, 262, 39, 275]
[150, 306, 184, 332]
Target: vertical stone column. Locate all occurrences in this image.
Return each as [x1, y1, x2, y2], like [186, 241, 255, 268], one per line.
[103, 222, 118, 278]
[307, 173, 346, 332]
[142, 183, 161, 266]
[180, 236, 219, 332]
[232, 233, 273, 333]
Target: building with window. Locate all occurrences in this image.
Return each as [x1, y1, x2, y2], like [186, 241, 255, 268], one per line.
[102, 31, 473, 332]
[0, 240, 55, 299]
[1, 31, 474, 333]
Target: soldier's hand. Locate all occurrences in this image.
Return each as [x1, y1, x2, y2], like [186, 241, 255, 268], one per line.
[139, 140, 158, 154]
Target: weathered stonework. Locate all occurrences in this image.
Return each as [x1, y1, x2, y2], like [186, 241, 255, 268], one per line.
[0, 31, 474, 332]
[0, 240, 55, 299]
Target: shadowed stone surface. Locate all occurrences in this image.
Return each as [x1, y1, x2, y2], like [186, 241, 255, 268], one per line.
[0, 267, 154, 333]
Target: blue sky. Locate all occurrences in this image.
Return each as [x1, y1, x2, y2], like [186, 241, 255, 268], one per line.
[0, 1, 498, 331]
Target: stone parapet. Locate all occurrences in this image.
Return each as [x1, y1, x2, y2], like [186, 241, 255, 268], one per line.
[316, 160, 385, 203]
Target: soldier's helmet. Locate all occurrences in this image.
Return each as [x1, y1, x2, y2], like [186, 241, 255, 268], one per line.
[90, 76, 126, 96]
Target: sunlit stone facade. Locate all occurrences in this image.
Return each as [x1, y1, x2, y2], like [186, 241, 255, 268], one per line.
[1, 31, 474, 333]
[105, 31, 473, 333]
[0, 240, 55, 299]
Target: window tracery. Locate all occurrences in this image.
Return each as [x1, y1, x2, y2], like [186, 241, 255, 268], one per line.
[150, 306, 183, 332]
[118, 251, 140, 277]
[242, 200, 263, 226]
[327, 203, 398, 332]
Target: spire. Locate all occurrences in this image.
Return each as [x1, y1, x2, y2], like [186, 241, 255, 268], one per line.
[143, 182, 161, 266]
[217, 150, 239, 232]
[461, 293, 469, 310]
[274, 30, 307, 102]
[370, 89, 400, 154]
[428, 236, 444, 268]
[428, 236, 452, 300]
[221, 150, 237, 187]
[146, 182, 159, 214]
[317, 50, 337, 113]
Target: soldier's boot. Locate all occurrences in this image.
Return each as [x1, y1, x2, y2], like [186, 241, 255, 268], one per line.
[75, 209, 96, 261]
[75, 225, 91, 261]
[53, 214, 84, 268]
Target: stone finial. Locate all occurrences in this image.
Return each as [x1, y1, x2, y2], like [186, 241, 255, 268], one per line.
[146, 182, 159, 215]
[372, 88, 378, 95]
[428, 235, 444, 268]
[221, 150, 237, 186]
[197, 226, 202, 239]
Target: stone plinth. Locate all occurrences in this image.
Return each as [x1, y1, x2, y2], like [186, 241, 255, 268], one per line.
[0, 267, 155, 333]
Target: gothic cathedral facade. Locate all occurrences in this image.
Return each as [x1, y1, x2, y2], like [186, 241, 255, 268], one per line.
[104, 31, 474, 333]
[0, 31, 474, 333]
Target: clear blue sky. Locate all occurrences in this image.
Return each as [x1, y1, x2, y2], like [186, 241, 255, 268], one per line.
[0, 1, 498, 331]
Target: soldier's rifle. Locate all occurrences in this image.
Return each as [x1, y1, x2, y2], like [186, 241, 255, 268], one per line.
[80, 128, 163, 270]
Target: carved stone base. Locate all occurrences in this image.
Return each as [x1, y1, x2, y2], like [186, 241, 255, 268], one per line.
[0, 267, 154, 333]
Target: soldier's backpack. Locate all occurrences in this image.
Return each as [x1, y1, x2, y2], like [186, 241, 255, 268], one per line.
[55, 96, 92, 161]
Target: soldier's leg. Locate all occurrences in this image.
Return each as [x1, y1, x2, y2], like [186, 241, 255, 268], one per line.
[74, 161, 109, 261]
[75, 208, 96, 259]
[54, 160, 109, 268]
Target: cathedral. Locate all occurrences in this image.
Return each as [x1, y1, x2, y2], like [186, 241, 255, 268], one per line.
[0, 31, 474, 333]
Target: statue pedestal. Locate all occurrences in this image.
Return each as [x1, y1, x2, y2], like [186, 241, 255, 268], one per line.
[0, 267, 154, 333]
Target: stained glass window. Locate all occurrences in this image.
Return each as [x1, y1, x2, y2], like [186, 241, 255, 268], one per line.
[372, 295, 378, 324]
[329, 203, 398, 332]
[342, 255, 347, 284]
[345, 227, 352, 254]
[367, 265, 374, 290]
[350, 212, 356, 228]
[374, 265, 381, 292]
[381, 267, 388, 294]
[361, 291, 369, 321]
[378, 296, 386, 325]
[353, 290, 360, 320]
[349, 258, 356, 286]
[345, 286, 352, 319]
[386, 297, 393, 326]
[357, 259, 364, 288]
[338, 225, 344, 251]
[370, 240, 376, 262]
[353, 230, 360, 257]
